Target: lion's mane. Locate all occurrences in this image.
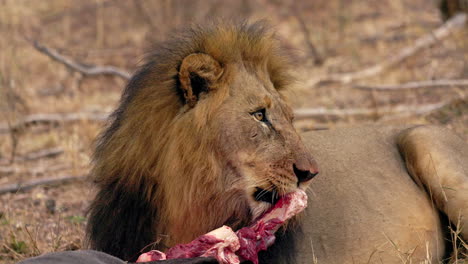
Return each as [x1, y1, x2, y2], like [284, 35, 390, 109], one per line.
[86, 21, 294, 261]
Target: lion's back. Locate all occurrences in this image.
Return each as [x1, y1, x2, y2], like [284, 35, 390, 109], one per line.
[295, 126, 444, 264]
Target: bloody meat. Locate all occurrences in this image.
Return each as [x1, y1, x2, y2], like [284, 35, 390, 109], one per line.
[136, 190, 308, 264]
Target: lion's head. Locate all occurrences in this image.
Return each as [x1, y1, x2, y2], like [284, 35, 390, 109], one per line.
[87, 21, 318, 261]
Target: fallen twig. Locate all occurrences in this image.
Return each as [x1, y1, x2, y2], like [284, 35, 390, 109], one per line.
[1, 244, 24, 260]
[134, 0, 158, 30]
[378, 97, 467, 121]
[0, 164, 72, 177]
[20, 147, 64, 161]
[0, 175, 86, 195]
[1, 98, 463, 134]
[308, 13, 467, 86]
[32, 40, 131, 80]
[354, 79, 468, 90]
[0, 147, 64, 165]
[0, 167, 15, 176]
[30, 13, 467, 88]
[294, 99, 463, 120]
[42, 0, 116, 24]
[292, 4, 323, 65]
[0, 112, 109, 134]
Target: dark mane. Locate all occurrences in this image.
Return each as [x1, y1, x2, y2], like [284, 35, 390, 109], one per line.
[97, 21, 293, 149]
[86, 21, 295, 262]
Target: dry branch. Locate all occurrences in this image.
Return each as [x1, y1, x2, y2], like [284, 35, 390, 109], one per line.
[0, 97, 463, 134]
[0, 112, 109, 134]
[0, 164, 72, 177]
[0, 175, 86, 195]
[0, 167, 15, 176]
[30, 13, 467, 88]
[354, 79, 468, 90]
[0, 147, 64, 165]
[309, 13, 467, 86]
[134, 0, 158, 30]
[0, 163, 72, 176]
[32, 41, 131, 80]
[42, 0, 116, 24]
[294, 99, 462, 120]
[292, 5, 323, 65]
[21, 147, 64, 161]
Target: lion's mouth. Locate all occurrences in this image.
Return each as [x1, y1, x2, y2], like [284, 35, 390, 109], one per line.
[253, 187, 280, 205]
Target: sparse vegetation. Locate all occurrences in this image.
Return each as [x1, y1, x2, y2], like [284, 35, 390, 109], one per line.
[0, 0, 466, 263]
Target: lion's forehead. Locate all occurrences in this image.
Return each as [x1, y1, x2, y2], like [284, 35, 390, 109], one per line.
[228, 65, 291, 115]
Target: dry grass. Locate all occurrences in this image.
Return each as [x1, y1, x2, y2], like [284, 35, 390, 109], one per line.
[0, 0, 467, 263]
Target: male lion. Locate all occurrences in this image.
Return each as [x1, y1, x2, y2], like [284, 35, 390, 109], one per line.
[87, 22, 468, 263]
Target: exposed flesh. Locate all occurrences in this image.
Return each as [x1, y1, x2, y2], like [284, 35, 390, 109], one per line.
[136, 190, 308, 264]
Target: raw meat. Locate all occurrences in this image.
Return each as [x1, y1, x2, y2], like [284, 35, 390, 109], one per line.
[137, 226, 240, 263]
[136, 250, 167, 262]
[236, 189, 308, 264]
[137, 189, 308, 264]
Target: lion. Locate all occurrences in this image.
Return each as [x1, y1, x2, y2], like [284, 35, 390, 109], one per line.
[86, 22, 468, 263]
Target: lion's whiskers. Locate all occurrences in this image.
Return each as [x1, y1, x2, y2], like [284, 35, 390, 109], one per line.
[246, 178, 272, 190]
[271, 189, 279, 204]
[254, 185, 275, 201]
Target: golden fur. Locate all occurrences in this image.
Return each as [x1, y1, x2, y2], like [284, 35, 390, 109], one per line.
[87, 21, 317, 261]
[87, 21, 468, 264]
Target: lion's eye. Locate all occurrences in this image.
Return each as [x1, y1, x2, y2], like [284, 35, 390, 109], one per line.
[252, 109, 267, 122]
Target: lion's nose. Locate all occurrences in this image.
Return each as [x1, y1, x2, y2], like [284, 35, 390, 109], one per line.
[293, 162, 318, 183]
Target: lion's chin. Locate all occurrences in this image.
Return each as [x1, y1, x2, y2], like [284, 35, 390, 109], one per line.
[249, 200, 273, 220]
[245, 188, 277, 220]
[248, 184, 307, 220]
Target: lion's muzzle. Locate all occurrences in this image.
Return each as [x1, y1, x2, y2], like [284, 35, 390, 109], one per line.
[293, 163, 318, 184]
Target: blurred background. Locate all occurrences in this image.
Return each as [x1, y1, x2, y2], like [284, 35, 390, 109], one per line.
[0, 0, 467, 262]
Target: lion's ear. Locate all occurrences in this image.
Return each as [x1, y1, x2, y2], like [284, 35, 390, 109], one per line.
[179, 53, 224, 108]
